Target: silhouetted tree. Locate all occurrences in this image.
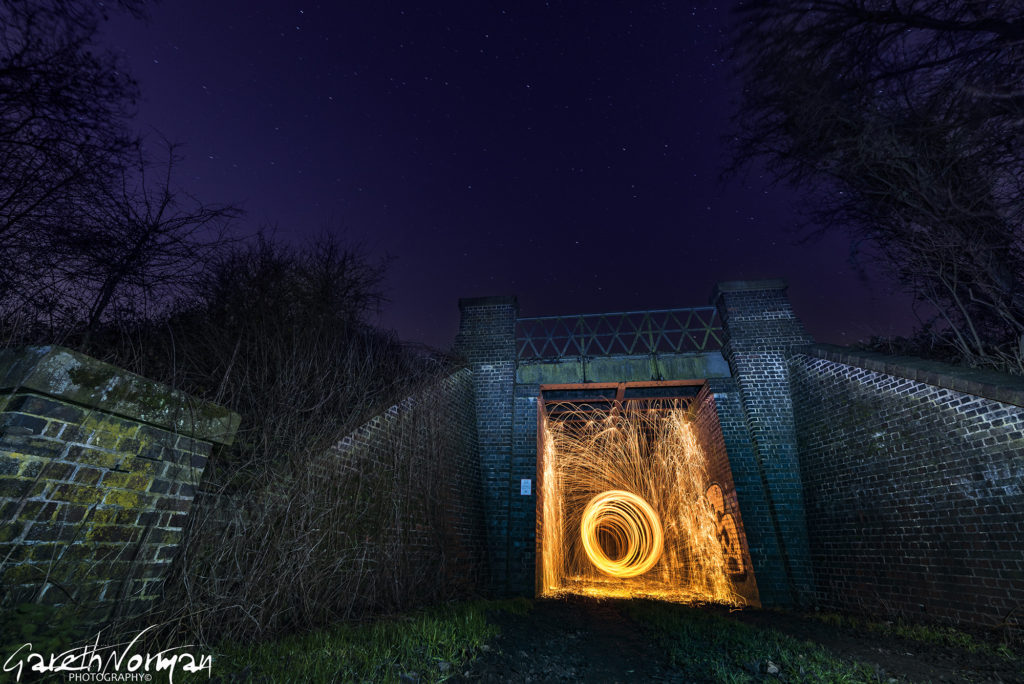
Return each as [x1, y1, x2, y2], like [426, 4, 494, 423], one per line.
[0, 3, 244, 345]
[71, 143, 240, 341]
[0, 1, 143, 296]
[731, 0, 1024, 373]
[106, 232, 407, 462]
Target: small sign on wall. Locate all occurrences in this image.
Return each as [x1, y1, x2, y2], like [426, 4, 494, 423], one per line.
[520, 478, 532, 496]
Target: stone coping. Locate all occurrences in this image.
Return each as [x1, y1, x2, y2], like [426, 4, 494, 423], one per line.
[458, 295, 519, 309]
[798, 343, 1024, 408]
[0, 346, 241, 444]
[710, 279, 788, 304]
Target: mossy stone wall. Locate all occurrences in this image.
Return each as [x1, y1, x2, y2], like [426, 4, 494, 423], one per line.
[0, 346, 238, 623]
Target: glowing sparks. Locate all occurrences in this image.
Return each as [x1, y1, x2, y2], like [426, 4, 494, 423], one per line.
[580, 490, 663, 578]
[539, 400, 744, 605]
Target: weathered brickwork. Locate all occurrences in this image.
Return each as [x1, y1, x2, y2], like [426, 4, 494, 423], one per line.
[0, 346, 238, 622]
[712, 280, 814, 605]
[456, 281, 1024, 627]
[691, 383, 760, 605]
[324, 368, 488, 601]
[458, 287, 789, 602]
[454, 296, 518, 593]
[508, 383, 539, 594]
[791, 346, 1024, 629]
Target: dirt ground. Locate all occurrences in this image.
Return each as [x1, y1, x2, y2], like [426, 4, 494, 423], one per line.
[451, 596, 1023, 683]
[725, 605, 1020, 684]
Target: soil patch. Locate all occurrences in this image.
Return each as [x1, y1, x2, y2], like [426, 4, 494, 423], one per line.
[451, 595, 671, 683]
[721, 605, 1022, 684]
[454, 597, 1022, 683]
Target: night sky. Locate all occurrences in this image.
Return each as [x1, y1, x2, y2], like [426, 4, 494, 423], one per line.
[104, 2, 913, 350]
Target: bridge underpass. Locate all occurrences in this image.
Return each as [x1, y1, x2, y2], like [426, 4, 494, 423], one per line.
[455, 280, 815, 607]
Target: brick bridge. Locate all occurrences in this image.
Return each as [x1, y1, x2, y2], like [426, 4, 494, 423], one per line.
[455, 279, 1024, 626]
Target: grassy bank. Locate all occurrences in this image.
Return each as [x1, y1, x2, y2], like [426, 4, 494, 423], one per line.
[210, 598, 529, 683]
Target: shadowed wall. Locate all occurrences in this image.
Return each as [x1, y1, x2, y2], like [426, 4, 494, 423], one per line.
[791, 345, 1024, 628]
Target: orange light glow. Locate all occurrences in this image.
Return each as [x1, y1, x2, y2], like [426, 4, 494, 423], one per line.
[580, 490, 663, 578]
[539, 400, 743, 605]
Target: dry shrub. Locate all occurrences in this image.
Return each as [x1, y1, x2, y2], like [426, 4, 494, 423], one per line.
[1, 233, 485, 643]
[154, 370, 484, 644]
[93, 235, 482, 643]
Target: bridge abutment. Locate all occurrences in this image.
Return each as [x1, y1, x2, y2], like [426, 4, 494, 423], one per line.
[454, 295, 519, 594]
[711, 280, 815, 606]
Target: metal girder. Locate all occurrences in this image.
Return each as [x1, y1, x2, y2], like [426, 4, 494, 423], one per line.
[516, 307, 723, 360]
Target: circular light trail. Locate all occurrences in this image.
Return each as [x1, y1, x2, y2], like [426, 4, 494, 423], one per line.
[580, 490, 663, 578]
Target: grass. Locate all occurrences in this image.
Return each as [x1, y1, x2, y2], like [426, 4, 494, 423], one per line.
[208, 598, 530, 683]
[625, 601, 881, 683]
[807, 610, 1018, 661]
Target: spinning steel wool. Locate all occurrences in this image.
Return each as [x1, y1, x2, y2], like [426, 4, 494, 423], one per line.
[580, 489, 663, 578]
[539, 400, 741, 604]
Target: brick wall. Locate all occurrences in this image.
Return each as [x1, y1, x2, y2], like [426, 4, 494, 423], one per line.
[452, 283, 1024, 626]
[712, 280, 814, 606]
[509, 383, 539, 594]
[791, 345, 1024, 628]
[0, 346, 238, 623]
[458, 285, 805, 602]
[454, 296, 518, 594]
[691, 382, 760, 606]
[323, 368, 488, 603]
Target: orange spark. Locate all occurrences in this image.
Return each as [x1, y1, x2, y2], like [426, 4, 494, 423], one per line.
[539, 400, 744, 606]
[580, 490, 663, 578]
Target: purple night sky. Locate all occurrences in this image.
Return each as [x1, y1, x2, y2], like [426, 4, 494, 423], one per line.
[103, 2, 914, 350]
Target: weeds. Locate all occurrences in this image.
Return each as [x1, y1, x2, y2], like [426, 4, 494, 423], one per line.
[2, 235, 488, 649]
[806, 610, 1018, 661]
[626, 601, 879, 683]
[211, 599, 523, 683]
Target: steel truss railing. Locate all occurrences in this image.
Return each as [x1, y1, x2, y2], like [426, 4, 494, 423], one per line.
[516, 307, 722, 360]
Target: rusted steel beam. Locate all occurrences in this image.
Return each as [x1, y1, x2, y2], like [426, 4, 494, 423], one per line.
[540, 379, 705, 391]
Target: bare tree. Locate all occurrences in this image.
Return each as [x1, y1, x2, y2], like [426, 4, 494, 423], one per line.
[196, 231, 388, 337]
[70, 143, 241, 341]
[140, 237, 459, 643]
[730, 0, 1024, 373]
[0, 142, 241, 345]
[0, 1, 144, 299]
[0, 3, 247, 347]
[102, 232, 411, 479]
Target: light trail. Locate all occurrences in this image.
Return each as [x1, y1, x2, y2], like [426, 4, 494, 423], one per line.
[580, 490, 663, 578]
[539, 400, 743, 605]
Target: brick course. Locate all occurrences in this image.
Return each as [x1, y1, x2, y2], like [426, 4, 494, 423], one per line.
[509, 382, 539, 594]
[454, 296, 518, 594]
[712, 280, 815, 606]
[791, 346, 1024, 629]
[691, 382, 761, 606]
[322, 368, 489, 601]
[0, 346, 237, 623]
